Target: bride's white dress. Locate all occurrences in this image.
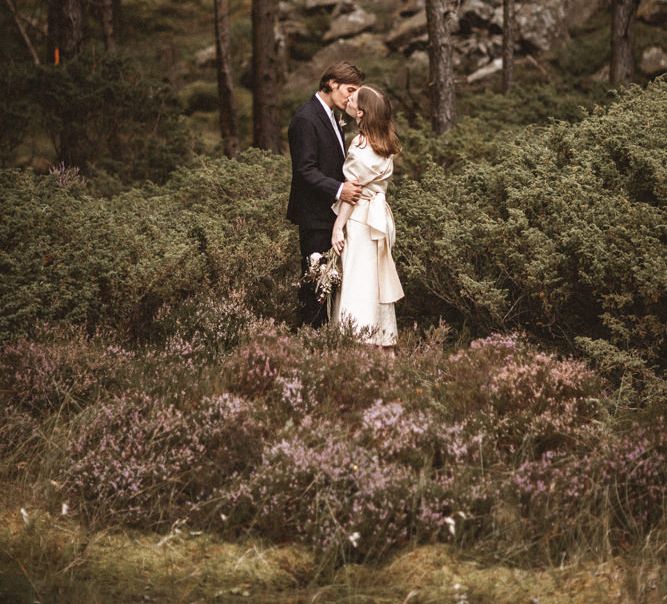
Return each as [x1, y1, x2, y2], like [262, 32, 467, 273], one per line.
[331, 134, 404, 346]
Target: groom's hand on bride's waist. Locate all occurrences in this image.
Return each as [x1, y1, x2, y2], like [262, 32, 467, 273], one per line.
[340, 181, 362, 205]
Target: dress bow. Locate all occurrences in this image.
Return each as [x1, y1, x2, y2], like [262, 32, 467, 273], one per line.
[365, 191, 404, 304]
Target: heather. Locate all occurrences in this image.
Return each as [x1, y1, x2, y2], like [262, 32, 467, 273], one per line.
[2, 316, 665, 574]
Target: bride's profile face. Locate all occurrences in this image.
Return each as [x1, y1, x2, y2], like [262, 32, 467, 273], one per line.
[345, 89, 361, 119]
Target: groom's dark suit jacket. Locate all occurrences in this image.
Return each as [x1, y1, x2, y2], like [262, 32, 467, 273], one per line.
[287, 94, 346, 229]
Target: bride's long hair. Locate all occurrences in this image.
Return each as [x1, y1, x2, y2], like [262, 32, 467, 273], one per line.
[356, 85, 401, 158]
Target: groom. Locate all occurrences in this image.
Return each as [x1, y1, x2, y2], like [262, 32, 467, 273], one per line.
[287, 61, 365, 328]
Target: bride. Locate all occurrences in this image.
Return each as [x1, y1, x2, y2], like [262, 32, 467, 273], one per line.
[330, 85, 404, 351]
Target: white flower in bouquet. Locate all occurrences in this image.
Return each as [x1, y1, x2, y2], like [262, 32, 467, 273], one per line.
[302, 248, 342, 316]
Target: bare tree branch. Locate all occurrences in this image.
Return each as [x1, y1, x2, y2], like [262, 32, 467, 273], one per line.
[4, 0, 41, 65]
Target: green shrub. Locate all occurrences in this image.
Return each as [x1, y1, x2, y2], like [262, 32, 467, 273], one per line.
[0, 63, 33, 167]
[397, 82, 611, 178]
[393, 80, 667, 372]
[0, 149, 297, 343]
[180, 81, 219, 115]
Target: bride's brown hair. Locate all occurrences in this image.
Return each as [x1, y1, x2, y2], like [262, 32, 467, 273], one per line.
[356, 85, 401, 158]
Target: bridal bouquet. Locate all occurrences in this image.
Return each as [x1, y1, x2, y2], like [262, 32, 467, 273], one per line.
[302, 248, 342, 316]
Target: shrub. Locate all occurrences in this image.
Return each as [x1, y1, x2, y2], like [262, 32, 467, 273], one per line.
[2, 320, 661, 565]
[216, 418, 456, 563]
[396, 81, 610, 178]
[0, 324, 130, 417]
[510, 421, 667, 553]
[393, 80, 667, 370]
[179, 81, 219, 115]
[65, 392, 265, 526]
[0, 149, 297, 343]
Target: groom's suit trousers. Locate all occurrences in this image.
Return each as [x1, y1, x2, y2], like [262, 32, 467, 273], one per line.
[298, 227, 331, 328]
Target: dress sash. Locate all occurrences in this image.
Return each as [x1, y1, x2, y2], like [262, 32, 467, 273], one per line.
[337, 191, 404, 304]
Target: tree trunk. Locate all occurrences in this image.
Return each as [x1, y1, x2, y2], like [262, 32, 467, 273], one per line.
[251, 0, 283, 152]
[610, 0, 639, 86]
[502, 0, 514, 93]
[214, 0, 239, 158]
[47, 0, 83, 63]
[46, 0, 85, 166]
[100, 0, 117, 51]
[426, 0, 459, 134]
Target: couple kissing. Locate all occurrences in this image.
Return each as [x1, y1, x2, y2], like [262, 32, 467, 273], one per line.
[287, 61, 404, 351]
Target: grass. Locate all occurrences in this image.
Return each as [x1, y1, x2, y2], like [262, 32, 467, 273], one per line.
[1, 493, 643, 604]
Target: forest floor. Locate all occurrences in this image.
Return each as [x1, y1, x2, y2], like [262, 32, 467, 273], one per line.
[1, 491, 655, 604]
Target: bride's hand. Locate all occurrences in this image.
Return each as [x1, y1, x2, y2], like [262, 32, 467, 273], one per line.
[331, 227, 345, 255]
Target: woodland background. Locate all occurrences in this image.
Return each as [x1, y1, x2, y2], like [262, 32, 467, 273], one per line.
[0, 0, 666, 602]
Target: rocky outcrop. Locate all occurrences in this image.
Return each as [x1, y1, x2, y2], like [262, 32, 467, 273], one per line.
[276, 0, 664, 90]
[640, 46, 667, 75]
[515, 0, 569, 52]
[459, 0, 497, 31]
[305, 0, 340, 9]
[564, 0, 608, 30]
[385, 9, 429, 52]
[638, 0, 667, 25]
[397, 0, 425, 17]
[323, 7, 376, 41]
[467, 56, 503, 83]
[285, 32, 388, 91]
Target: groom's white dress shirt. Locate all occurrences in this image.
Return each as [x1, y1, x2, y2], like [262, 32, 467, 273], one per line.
[316, 92, 344, 201]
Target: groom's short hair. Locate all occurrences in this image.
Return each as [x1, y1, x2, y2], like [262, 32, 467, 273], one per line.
[319, 62, 365, 92]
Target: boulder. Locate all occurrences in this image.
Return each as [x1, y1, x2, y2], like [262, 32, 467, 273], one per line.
[331, 1, 358, 16]
[282, 18, 311, 41]
[467, 56, 503, 83]
[385, 9, 428, 51]
[564, 0, 608, 30]
[490, 5, 503, 31]
[455, 29, 498, 71]
[459, 0, 496, 30]
[195, 45, 216, 68]
[637, 0, 667, 25]
[279, 1, 298, 19]
[640, 45, 667, 75]
[515, 0, 569, 52]
[403, 32, 429, 56]
[324, 7, 377, 41]
[305, 0, 340, 9]
[396, 0, 425, 17]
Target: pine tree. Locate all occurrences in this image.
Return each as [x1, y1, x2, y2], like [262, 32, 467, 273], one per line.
[610, 0, 640, 86]
[214, 0, 239, 157]
[502, 0, 515, 94]
[47, 0, 84, 63]
[426, 0, 460, 134]
[251, 0, 282, 152]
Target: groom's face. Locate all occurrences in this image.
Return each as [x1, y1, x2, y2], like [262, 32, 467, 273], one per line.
[330, 81, 360, 112]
